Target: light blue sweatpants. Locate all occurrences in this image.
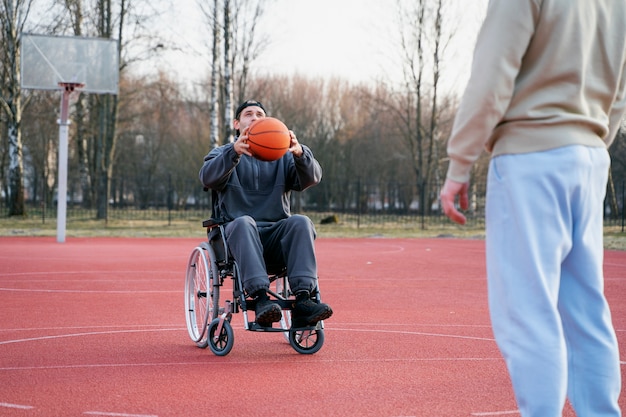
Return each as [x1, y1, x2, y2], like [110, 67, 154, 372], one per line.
[485, 145, 621, 417]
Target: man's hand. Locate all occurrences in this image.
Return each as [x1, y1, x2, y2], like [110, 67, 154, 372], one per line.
[440, 179, 470, 225]
[234, 129, 253, 157]
[288, 130, 303, 157]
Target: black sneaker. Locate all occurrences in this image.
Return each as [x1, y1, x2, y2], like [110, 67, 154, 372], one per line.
[255, 298, 282, 327]
[291, 291, 333, 328]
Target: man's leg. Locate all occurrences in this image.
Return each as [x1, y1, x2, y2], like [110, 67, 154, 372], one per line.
[261, 214, 317, 293]
[224, 215, 269, 294]
[486, 149, 571, 417]
[559, 146, 621, 416]
[224, 215, 280, 325]
[261, 215, 332, 326]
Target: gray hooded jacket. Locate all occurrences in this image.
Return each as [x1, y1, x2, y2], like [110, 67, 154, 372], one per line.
[199, 142, 322, 226]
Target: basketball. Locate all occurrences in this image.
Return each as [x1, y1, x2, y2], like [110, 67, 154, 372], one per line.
[246, 117, 291, 161]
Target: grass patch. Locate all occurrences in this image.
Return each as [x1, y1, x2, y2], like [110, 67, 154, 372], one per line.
[604, 226, 626, 250]
[0, 217, 206, 239]
[1, 215, 624, 250]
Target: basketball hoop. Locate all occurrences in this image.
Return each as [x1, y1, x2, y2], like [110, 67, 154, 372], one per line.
[20, 33, 119, 243]
[59, 82, 85, 93]
[58, 82, 85, 124]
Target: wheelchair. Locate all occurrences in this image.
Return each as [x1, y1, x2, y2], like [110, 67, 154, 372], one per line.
[184, 218, 326, 356]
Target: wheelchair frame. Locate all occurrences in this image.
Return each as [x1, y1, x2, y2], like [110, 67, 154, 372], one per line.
[185, 218, 326, 356]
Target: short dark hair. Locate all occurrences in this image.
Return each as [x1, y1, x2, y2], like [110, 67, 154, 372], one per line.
[235, 100, 266, 120]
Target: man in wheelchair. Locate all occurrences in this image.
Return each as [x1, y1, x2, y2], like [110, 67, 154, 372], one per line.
[199, 100, 333, 328]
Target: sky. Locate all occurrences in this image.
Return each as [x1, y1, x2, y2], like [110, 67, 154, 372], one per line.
[141, 0, 489, 94]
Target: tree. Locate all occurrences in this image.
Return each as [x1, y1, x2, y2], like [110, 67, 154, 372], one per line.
[204, 0, 221, 150]
[383, 0, 456, 223]
[199, 0, 268, 146]
[20, 91, 58, 209]
[48, 0, 164, 218]
[0, 0, 34, 216]
[222, 0, 234, 143]
[113, 73, 189, 209]
[608, 128, 626, 219]
[230, 0, 268, 104]
[58, 0, 94, 208]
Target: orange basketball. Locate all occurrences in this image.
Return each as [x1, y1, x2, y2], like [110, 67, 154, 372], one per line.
[246, 117, 291, 161]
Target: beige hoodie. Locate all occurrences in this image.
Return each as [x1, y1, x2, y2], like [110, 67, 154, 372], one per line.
[446, 0, 626, 183]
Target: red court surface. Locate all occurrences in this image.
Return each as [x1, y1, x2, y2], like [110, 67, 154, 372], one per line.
[0, 236, 624, 416]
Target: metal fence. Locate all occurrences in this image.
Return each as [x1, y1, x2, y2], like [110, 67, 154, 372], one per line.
[3, 178, 626, 232]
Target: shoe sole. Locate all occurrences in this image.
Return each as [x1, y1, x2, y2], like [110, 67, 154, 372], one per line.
[293, 306, 333, 328]
[308, 306, 333, 324]
[256, 304, 282, 326]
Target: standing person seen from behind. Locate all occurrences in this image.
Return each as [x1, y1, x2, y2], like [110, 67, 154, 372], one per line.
[199, 100, 333, 329]
[440, 1, 624, 416]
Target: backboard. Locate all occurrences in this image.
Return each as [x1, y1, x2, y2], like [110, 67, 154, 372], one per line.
[20, 33, 119, 94]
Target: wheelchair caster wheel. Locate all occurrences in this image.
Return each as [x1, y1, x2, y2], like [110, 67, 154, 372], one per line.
[208, 318, 234, 356]
[289, 327, 324, 354]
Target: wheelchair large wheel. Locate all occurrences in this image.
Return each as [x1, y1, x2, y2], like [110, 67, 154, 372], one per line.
[208, 318, 234, 356]
[184, 243, 220, 348]
[289, 327, 324, 354]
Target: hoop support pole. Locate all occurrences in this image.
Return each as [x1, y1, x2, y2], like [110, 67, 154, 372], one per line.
[56, 82, 83, 243]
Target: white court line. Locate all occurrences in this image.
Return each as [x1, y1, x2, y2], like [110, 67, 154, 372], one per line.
[0, 271, 171, 277]
[0, 356, 504, 372]
[0, 325, 502, 372]
[365, 244, 406, 254]
[0, 278, 173, 282]
[0, 322, 495, 333]
[0, 402, 34, 409]
[324, 242, 406, 254]
[331, 327, 496, 342]
[84, 412, 157, 417]
[333, 322, 492, 328]
[0, 328, 182, 346]
[471, 411, 520, 416]
[0, 324, 180, 332]
[0, 288, 176, 294]
[0, 325, 494, 347]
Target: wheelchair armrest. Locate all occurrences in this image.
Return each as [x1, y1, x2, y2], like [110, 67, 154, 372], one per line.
[202, 218, 221, 230]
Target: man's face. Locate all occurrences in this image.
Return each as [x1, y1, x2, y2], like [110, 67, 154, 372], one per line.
[234, 105, 266, 134]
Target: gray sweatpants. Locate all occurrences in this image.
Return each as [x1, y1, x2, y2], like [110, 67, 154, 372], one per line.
[223, 214, 318, 295]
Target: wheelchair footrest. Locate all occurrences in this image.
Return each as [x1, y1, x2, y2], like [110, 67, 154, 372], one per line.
[248, 322, 288, 332]
[247, 322, 320, 332]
